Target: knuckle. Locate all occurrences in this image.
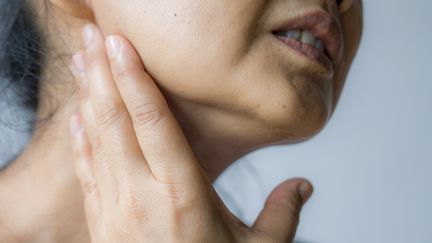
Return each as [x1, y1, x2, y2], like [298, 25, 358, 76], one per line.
[159, 183, 196, 228]
[118, 188, 148, 221]
[166, 184, 187, 203]
[132, 101, 166, 129]
[163, 183, 195, 212]
[96, 100, 126, 128]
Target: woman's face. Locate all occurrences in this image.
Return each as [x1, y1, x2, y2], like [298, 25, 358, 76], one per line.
[91, 0, 362, 141]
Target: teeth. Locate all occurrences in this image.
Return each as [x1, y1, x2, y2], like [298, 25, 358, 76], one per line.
[275, 29, 325, 53]
[300, 30, 316, 46]
[282, 30, 301, 40]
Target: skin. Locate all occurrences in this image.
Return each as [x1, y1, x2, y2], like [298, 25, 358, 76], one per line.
[69, 27, 314, 243]
[0, 0, 362, 242]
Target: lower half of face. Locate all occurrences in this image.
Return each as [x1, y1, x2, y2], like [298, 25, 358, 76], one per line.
[94, 0, 362, 145]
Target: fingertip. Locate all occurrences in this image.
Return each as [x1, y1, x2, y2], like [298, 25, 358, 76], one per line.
[82, 23, 96, 47]
[106, 35, 122, 59]
[106, 35, 144, 69]
[298, 180, 314, 204]
[72, 51, 86, 74]
[71, 51, 89, 99]
[273, 178, 314, 205]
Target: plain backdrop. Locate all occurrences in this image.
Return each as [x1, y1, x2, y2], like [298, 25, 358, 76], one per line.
[215, 0, 432, 243]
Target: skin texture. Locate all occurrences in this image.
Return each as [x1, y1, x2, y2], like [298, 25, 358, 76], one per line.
[68, 25, 314, 243]
[0, 0, 362, 242]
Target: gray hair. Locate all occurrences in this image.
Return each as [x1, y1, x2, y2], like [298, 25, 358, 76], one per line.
[0, 0, 42, 168]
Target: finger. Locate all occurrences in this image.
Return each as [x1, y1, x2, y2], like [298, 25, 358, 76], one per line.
[104, 34, 203, 184]
[72, 51, 120, 209]
[252, 178, 313, 243]
[81, 24, 152, 182]
[69, 112, 102, 232]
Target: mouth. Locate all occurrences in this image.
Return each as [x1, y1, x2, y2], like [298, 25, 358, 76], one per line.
[271, 10, 343, 74]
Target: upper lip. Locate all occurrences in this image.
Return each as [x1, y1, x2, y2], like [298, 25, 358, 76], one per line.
[272, 10, 343, 65]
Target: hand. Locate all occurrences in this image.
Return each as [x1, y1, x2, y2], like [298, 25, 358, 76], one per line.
[69, 23, 313, 243]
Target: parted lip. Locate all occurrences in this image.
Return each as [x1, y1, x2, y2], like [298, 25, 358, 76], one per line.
[272, 10, 343, 65]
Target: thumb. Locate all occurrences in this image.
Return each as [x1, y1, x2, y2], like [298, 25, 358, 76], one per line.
[252, 178, 313, 243]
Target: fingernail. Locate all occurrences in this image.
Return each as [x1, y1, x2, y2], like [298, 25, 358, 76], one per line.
[82, 24, 95, 47]
[106, 35, 121, 58]
[299, 182, 313, 203]
[72, 52, 85, 74]
[70, 113, 83, 135]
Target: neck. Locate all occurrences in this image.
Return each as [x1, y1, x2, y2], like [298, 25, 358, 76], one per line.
[0, 104, 89, 243]
[0, 92, 262, 243]
[0, 4, 267, 240]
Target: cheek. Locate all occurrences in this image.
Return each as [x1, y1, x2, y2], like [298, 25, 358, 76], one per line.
[105, 1, 234, 92]
[96, 0, 264, 102]
[94, 0, 334, 138]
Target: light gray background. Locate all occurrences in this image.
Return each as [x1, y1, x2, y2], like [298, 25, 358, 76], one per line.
[215, 0, 432, 242]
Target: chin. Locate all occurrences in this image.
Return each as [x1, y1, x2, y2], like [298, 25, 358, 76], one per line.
[256, 91, 331, 144]
[266, 117, 329, 146]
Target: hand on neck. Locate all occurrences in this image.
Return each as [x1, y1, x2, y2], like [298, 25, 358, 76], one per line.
[0, 91, 257, 243]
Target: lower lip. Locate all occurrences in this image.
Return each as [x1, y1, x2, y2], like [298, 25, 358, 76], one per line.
[273, 35, 334, 73]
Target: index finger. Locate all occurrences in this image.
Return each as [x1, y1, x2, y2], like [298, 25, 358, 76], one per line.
[105, 34, 206, 185]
